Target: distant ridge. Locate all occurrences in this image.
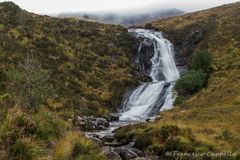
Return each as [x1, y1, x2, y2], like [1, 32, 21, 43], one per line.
[58, 9, 184, 26]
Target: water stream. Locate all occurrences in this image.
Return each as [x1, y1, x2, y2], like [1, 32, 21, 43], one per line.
[119, 29, 180, 121]
[86, 29, 180, 139]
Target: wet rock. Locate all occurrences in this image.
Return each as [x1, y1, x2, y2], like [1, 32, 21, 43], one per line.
[118, 138, 133, 146]
[109, 113, 120, 121]
[145, 23, 206, 65]
[131, 35, 155, 80]
[125, 142, 135, 148]
[102, 146, 122, 160]
[102, 134, 115, 143]
[114, 148, 141, 160]
[96, 118, 109, 127]
[154, 115, 161, 121]
[89, 136, 103, 146]
[104, 139, 129, 147]
[146, 115, 162, 123]
[146, 156, 160, 160]
[97, 125, 107, 130]
[104, 142, 124, 147]
[128, 148, 144, 157]
[134, 158, 149, 160]
[73, 116, 109, 131]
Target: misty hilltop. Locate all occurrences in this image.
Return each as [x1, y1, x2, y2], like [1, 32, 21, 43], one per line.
[58, 9, 184, 26]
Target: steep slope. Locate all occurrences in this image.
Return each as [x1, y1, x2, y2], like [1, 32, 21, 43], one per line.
[146, 2, 240, 126]
[0, 2, 139, 159]
[0, 2, 139, 117]
[116, 2, 240, 157]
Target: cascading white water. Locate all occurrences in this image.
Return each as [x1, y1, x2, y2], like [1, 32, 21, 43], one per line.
[120, 29, 180, 121]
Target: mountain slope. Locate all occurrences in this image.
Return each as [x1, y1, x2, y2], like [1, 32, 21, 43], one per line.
[116, 2, 240, 156]
[146, 2, 240, 118]
[0, 2, 139, 117]
[0, 2, 139, 159]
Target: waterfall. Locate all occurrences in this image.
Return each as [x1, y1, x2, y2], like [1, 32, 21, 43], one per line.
[120, 29, 180, 121]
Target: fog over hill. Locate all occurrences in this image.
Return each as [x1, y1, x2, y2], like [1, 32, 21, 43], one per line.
[58, 8, 184, 26]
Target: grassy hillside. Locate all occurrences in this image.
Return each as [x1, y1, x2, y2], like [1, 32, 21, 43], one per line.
[0, 2, 139, 159]
[117, 2, 240, 158]
[0, 2, 140, 116]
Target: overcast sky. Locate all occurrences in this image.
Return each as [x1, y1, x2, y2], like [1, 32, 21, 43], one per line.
[0, 0, 239, 14]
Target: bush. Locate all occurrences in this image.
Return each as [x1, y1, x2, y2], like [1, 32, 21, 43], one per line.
[175, 70, 206, 97]
[4, 54, 52, 109]
[0, 112, 35, 160]
[190, 50, 212, 72]
[164, 138, 182, 151]
[173, 96, 186, 106]
[151, 125, 181, 142]
[134, 134, 152, 150]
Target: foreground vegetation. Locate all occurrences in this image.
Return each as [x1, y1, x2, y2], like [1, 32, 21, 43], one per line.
[0, 1, 240, 159]
[116, 2, 240, 159]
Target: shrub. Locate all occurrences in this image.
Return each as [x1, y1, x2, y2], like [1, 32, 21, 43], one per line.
[134, 134, 152, 150]
[190, 50, 212, 72]
[152, 125, 181, 142]
[175, 70, 206, 97]
[173, 96, 186, 106]
[4, 54, 52, 109]
[164, 138, 182, 151]
[114, 125, 136, 142]
[0, 112, 35, 160]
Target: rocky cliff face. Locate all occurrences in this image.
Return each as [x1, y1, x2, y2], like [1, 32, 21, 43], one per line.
[130, 29, 187, 78]
[131, 35, 154, 81]
[145, 20, 207, 66]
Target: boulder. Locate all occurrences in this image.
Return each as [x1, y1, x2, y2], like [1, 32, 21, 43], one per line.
[73, 116, 109, 131]
[96, 118, 109, 127]
[128, 148, 144, 157]
[114, 148, 140, 160]
[109, 113, 120, 121]
[102, 146, 122, 160]
[101, 134, 115, 143]
[89, 136, 103, 146]
[134, 158, 149, 160]
[146, 115, 162, 123]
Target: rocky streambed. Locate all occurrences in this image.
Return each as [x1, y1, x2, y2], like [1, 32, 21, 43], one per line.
[74, 114, 161, 160]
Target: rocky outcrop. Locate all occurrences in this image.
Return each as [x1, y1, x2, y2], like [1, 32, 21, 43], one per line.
[73, 116, 109, 131]
[146, 115, 162, 123]
[102, 146, 122, 160]
[145, 22, 207, 66]
[130, 34, 154, 82]
[109, 113, 120, 121]
[130, 28, 189, 79]
[83, 118, 163, 160]
[100, 134, 148, 160]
